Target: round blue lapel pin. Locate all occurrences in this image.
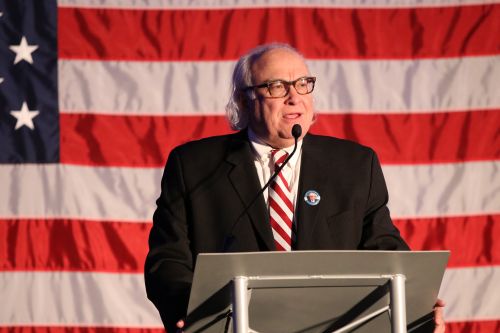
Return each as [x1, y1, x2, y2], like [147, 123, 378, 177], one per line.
[304, 190, 321, 206]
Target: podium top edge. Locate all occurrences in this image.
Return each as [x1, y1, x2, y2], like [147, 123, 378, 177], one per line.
[198, 250, 450, 256]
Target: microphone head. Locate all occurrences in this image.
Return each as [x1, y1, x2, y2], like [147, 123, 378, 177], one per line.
[292, 124, 302, 139]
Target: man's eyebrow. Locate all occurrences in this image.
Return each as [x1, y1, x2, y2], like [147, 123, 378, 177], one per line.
[262, 78, 284, 82]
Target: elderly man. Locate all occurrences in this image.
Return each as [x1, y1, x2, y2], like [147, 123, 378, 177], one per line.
[145, 43, 445, 332]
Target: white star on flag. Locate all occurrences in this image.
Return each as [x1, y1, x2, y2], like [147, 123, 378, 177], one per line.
[9, 36, 39, 65]
[10, 102, 40, 130]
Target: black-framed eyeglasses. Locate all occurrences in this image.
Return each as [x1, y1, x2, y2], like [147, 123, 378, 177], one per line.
[244, 76, 316, 98]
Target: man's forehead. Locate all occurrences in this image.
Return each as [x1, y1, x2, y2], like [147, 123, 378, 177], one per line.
[250, 48, 309, 82]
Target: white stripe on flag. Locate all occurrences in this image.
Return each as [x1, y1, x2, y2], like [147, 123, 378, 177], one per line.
[0, 161, 498, 221]
[439, 266, 500, 321]
[59, 56, 500, 115]
[0, 164, 162, 222]
[385, 160, 500, 219]
[0, 271, 162, 326]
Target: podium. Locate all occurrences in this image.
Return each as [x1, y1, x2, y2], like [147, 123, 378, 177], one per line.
[184, 251, 449, 333]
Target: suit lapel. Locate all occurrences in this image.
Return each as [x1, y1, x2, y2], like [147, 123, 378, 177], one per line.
[225, 134, 275, 250]
[295, 135, 329, 250]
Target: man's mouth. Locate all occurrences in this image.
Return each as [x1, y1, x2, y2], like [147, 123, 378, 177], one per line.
[283, 113, 301, 119]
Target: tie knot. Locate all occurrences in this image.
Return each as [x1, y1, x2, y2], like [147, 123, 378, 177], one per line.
[271, 149, 288, 167]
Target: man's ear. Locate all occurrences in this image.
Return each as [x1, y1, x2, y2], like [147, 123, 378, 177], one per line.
[312, 111, 318, 123]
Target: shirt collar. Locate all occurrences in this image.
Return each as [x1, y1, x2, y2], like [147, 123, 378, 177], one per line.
[248, 128, 303, 167]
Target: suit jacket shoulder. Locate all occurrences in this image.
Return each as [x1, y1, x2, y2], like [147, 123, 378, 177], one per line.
[303, 133, 376, 161]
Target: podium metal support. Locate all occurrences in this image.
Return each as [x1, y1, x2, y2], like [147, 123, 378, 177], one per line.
[232, 276, 250, 333]
[231, 274, 408, 333]
[390, 274, 407, 333]
[331, 305, 390, 333]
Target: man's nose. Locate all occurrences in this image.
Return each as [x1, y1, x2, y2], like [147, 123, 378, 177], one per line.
[285, 85, 301, 104]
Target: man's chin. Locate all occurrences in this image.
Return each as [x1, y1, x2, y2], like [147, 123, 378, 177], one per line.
[271, 135, 297, 149]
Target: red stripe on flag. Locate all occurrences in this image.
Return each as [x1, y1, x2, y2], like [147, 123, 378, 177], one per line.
[395, 214, 500, 268]
[1, 215, 498, 271]
[58, 5, 500, 61]
[60, 110, 499, 167]
[59, 113, 233, 167]
[312, 110, 500, 164]
[447, 320, 500, 333]
[0, 219, 150, 273]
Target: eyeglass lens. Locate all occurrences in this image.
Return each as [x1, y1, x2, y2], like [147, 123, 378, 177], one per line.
[268, 77, 314, 97]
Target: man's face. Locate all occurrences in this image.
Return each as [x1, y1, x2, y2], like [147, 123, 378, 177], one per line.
[248, 48, 314, 148]
[308, 193, 317, 202]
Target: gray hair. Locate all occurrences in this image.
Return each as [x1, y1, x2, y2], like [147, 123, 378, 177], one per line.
[225, 43, 306, 130]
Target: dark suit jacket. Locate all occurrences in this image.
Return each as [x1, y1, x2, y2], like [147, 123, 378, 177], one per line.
[145, 131, 409, 331]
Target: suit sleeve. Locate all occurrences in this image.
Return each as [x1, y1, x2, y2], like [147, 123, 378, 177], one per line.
[144, 148, 193, 332]
[360, 150, 410, 251]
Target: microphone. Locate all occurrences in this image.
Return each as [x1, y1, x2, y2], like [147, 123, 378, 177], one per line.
[223, 124, 302, 251]
[291, 123, 302, 139]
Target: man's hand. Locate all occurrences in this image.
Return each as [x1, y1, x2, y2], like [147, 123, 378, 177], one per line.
[433, 299, 446, 333]
[176, 319, 185, 333]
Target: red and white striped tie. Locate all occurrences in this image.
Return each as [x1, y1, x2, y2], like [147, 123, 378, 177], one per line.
[269, 149, 294, 251]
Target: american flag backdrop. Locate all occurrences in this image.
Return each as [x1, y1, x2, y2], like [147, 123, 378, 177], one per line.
[0, 0, 499, 332]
